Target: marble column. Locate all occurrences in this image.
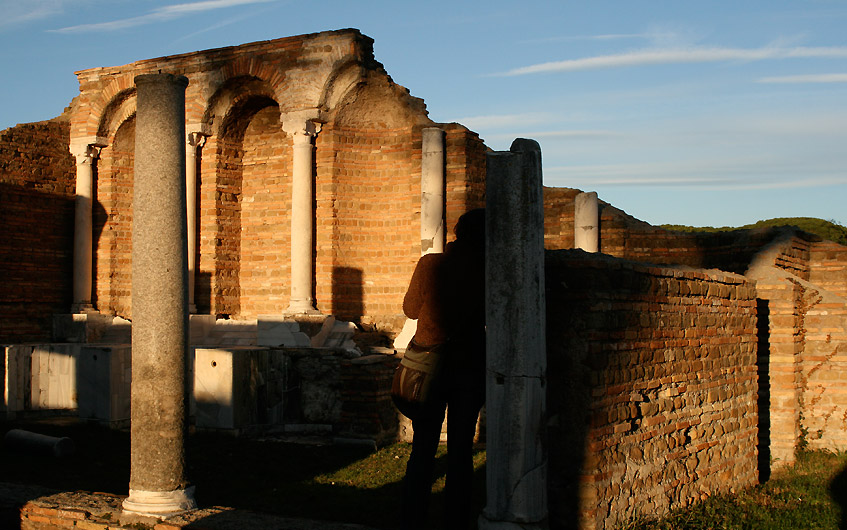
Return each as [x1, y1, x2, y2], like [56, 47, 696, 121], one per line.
[574, 191, 599, 252]
[284, 120, 320, 314]
[70, 139, 105, 313]
[480, 139, 548, 530]
[122, 73, 196, 518]
[185, 130, 206, 314]
[421, 127, 445, 255]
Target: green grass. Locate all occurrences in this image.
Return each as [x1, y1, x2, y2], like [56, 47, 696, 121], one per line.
[1, 418, 486, 529]
[621, 451, 847, 530]
[660, 217, 847, 245]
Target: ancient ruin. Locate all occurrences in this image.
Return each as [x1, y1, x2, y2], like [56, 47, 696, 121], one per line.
[1, 28, 846, 530]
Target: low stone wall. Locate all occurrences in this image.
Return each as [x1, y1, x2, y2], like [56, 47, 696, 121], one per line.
[545, 250, 759, 530]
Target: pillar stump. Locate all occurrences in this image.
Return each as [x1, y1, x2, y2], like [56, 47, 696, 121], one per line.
[574, 191, 599, 252]
[480, 139, 548, 529]
[122, 73, 196, 518]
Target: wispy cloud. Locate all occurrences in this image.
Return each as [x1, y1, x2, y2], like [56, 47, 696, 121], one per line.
[0, 0, 68, 29]
[495, 46, 847, 76]
[51, 0, 278, 33]
[545, 160, 847, 191]
[456, 112, 550, 130]
[758, 73, 847, 84]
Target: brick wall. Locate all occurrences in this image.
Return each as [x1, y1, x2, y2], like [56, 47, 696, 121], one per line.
[546, 250, 759, 530]
[809, 240, 847, 299]
[0, 120, 75, 342]
[543, 188, 819, 276]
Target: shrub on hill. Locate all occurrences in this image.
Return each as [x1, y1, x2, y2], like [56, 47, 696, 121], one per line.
[661, 217, 847, 245]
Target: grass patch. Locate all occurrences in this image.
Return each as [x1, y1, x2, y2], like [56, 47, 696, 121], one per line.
[1, 418, 486, 529]
[621, 451, 847, 530]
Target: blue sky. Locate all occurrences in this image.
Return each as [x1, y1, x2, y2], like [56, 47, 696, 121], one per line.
[1, 0, 845, 228]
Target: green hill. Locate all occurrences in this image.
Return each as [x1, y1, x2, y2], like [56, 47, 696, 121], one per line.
[661, 217, 847, 245]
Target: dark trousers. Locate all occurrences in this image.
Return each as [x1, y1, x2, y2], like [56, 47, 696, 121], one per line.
[401, 384, 484, 530]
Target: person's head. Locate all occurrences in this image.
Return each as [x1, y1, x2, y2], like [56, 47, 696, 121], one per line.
[454, 208, 485, 248]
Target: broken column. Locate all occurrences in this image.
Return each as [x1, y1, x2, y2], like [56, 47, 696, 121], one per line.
[421, 127, 445, 255]
[285, 119, 320, 314]
[122, 73, 196, 518]
[394, 127, 447, 351]
[480, 139, 547, 529]
[574, 191, 599, 252]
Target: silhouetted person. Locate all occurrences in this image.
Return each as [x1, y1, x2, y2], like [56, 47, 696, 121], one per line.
[400, 208, 486, 530]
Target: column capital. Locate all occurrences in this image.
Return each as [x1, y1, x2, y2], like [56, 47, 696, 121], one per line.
[186, 131, 208, 149]
[69, 136, 109, 163]
[283, 119, 321, 138]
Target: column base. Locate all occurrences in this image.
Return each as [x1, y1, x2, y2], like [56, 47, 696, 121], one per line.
[122, 486, 197, 518]
[70, 302, 97, 314]
[285, 299, 321, 315]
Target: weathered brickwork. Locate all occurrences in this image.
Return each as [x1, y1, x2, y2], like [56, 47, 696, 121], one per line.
[57, 29, 487, 335]
[0, 120, 75, 342]
[546, 250, 759, 530]
[810, 240, 847, 299]
[93, 118, 134, 317]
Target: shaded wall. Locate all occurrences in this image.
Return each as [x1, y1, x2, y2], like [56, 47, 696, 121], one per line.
[0, 120, 75, 342]
[546, 249, 759, 530]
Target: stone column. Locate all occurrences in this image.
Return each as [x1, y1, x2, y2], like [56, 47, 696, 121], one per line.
[70, 139, 105, 313]
[421, 127, 445, 255]
[284, 120, 321, 314]
[392, 128, 446, 351]
[185, 130, 206, 314]
[122, 73, 196, 518]
[574, 191, 599, 252]
[480, 139, 547, 529]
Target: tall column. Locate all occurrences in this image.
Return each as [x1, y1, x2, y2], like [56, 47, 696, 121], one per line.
[70, 140, 105, 313]
[421, 127, 445, 255]
[123, 73, 196, 518]
[574, 191, 600, 252]
[480, 139, 548, 529]
[285, 120, 320, 314]
[185, 130, 206, 314]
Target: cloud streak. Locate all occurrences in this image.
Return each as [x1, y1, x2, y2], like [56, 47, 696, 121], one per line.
[51, 0, 278, 33]
[758, 73, 847, 83]
[496, 46, 847, 76]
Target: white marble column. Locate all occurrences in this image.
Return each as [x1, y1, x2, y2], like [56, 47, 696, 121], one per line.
[123, 73, 196, 519]
[480, 139, 548, 530]
[185, 130, 206, 314]
[70, 139, 106, 313]
[574, 191, 599, 252]
[421, 127, 445, 255]
[284, 120, 321, 314]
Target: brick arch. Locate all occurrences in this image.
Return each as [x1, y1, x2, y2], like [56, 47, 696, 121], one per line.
[197, 79, 290, 317]
[97, 89, 137, 140]
[203, 75, 277, 137]
[82, 75, 137, 139]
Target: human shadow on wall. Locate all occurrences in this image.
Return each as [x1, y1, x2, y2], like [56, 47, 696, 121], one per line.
[332, 266, 364, 321]
[0, 182, 75, 341]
